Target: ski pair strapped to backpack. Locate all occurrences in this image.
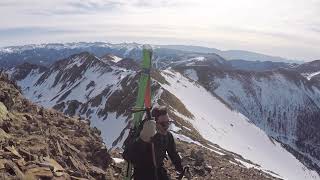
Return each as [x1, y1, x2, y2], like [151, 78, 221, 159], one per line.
[123, 45, 153, 180]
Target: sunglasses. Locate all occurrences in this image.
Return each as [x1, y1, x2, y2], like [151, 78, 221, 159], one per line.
[159, 120, 173, 127]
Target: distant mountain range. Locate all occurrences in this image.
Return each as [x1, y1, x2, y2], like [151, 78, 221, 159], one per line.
[0, 42, 303, 68]
[159, 45, 303, 63]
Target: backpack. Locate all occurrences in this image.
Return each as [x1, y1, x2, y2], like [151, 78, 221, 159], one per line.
[122, 119, 146, 161]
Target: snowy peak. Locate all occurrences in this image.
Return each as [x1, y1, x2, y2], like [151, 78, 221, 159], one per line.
[52, 52, 111, 72]
[101, 54, 122, 63]
[62, 52, 101, 68]
[100, 53, 139, 70]
[182, 55, 228, 67]
[294, 60, 320, 81]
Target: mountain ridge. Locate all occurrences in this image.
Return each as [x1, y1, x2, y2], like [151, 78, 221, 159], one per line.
[6, 51, 320, 179]
[0, 42, 303, 68]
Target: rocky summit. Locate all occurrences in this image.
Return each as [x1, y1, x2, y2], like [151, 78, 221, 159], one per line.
[0, 72, 112, 179]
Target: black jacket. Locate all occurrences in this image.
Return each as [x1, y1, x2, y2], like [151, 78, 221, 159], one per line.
[127, 132, 183, 180]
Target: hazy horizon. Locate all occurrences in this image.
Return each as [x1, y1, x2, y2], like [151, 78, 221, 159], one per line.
[1, 0, 320, 61]
[0, 41, 306, 62]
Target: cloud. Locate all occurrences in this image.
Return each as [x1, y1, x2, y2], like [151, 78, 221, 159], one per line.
[67, 1, 122, 11]
[0, 0, 319, 60]
[0, 27, 84, 37]
[312, 28, 320, 33]
[21, 0, 123, 16]
[132, 0, 188, 8]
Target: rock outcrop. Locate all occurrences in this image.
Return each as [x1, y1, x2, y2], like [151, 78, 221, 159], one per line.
[0, 72, 112, 179]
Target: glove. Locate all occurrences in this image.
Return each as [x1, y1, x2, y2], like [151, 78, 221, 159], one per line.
[139, 120, 157, 142]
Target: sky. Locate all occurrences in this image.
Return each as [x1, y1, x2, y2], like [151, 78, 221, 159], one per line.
[0, 0, 320, 61]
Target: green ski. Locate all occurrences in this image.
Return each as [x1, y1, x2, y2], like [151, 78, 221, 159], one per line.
[123, 45, 153, 180]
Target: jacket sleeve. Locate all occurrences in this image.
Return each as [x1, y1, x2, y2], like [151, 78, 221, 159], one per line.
[167, 133, 183, 172]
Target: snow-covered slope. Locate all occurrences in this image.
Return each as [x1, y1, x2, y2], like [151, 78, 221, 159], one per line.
[160, 69, 319, 180]
[8, 51, 320, 179]
[177, 64, 320, 174]
[9, 52, 138, 147]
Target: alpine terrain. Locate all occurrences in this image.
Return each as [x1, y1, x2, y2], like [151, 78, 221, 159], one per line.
[2, 42, 320, 180]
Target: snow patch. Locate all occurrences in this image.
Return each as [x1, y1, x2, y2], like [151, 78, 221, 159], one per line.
[171, 131, 202, 146]
[112, 158, 125, 164]
[184, 69, 199, 81]
[305, 71, 320, 80]
[192, 57, 205, 61]
[160, 69, 320, 180]
[89, 111, 128, 148]
[111, 55, 122, 63]
[170, 123, 182, 132]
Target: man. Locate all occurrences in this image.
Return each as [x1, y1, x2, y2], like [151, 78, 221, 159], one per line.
[126, 106, 183, 180]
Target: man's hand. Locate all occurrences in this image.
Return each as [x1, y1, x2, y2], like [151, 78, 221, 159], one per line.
[139, 120, 157, 142]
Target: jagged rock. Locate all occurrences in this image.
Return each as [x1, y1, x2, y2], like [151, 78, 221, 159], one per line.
[190, 149, 205, 166]
[70, 176, 89, 180]
[68, 156, 88, 173]
[0, 128, 10, 141]
[25, 167, 53, 179]
[18, 148, 38, 161]
[5, 146, 22, 159]
[63, 140, 80, 154]
[0, 159, 6, 169]
[0, 73, 112, 179]
[14, 158, 26, 168]
[92, 148, 112, 169]
[193, 166, 206, 176]
[204, 164, 213, 172]
[0, 102, 8, 120]
[0, 92, 14, 110]
[56, 141, 63, 156]
[162, 142, 280, 180]
[4, 160, 24, 179]
[39, 157, 65, 173]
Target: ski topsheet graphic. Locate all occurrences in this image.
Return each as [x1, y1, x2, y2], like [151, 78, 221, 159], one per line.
[124, 45, 153, 180]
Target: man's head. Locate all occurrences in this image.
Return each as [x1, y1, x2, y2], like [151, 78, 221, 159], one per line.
[152, 106, 170, 134]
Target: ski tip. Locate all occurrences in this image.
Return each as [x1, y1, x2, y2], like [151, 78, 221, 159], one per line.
[143, 44, 153, 51]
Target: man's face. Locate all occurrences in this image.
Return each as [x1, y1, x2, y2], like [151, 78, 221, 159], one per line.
[156, 114, 170, 132]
